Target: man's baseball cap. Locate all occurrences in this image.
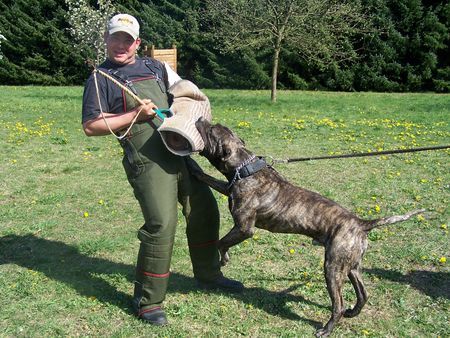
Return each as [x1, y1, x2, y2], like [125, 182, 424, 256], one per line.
[107, 14, 139, 40]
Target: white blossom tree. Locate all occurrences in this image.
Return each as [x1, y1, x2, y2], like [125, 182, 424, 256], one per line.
[0, 32, 6, 60]
[65, 0, 116, 65]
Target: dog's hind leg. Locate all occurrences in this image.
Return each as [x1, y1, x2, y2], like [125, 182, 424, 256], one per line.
[345, 267, 368, 318]
[316, 251, 347, 337]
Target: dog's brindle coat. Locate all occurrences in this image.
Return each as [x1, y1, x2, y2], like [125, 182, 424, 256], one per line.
[188, 119, 424, 337]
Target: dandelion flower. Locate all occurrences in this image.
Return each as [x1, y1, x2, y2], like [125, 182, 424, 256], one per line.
[439, 257, 446, 264]
[375, 205, 381, 213]
[289, 248, 295, 254]
[441, 224, 447, 230]
[83, 211, 89, 218]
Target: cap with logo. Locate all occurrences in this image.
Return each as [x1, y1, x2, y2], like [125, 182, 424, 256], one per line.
[107, 14, 140, 40]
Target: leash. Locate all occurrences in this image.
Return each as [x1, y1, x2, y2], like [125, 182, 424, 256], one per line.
[271, 145, 450, 164]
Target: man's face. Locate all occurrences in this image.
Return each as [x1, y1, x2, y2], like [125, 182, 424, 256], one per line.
[105, 31, 141, 65]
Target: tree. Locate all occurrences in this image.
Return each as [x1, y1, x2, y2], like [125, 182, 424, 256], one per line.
[65, 0, 116, 65]
[0, 0, 87, 85]
[203, 0, 371, 101]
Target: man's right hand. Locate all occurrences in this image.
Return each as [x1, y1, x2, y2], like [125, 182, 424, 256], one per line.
[135, 99, 158, 122]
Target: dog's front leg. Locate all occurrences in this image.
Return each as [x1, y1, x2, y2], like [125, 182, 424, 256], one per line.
[185, 157, 230, 195]
[219, 212, 256, 266]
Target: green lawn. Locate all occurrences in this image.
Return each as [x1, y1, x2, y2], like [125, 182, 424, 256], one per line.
[0, 86, 449, 337]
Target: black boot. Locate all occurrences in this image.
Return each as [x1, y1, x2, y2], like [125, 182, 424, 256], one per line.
[138, 306, 168, 326]
[197, 276, 244, 293]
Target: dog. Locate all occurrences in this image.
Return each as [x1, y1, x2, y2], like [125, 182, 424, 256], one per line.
[186, 118, 425, 337]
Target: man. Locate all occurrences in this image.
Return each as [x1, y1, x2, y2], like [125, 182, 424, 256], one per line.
[82, 13, 243, 326]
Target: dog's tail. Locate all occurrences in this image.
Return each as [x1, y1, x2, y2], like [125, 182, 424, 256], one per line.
[362, 209, 426, 231]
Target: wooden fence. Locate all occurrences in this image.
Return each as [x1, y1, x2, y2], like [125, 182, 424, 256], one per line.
[143, 45, 177, 73]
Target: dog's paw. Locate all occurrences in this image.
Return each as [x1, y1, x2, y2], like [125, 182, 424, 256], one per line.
[315, 328, 330, 338]
[220, 251, 230, 266]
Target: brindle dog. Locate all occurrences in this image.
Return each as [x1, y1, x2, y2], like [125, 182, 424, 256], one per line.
[187, 118, 424, 337]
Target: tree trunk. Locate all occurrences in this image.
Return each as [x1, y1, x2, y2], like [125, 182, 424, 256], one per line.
[271, 47, 280, 102]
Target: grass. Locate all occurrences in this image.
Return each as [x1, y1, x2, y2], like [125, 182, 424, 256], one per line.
[0, 86, 449, 337]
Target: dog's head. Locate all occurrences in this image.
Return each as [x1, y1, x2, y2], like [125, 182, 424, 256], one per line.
[196, 118, 252, 175]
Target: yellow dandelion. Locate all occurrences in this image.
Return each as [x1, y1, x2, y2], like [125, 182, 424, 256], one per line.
[83, 211, 89, 218]
[439, 257, 446, 264]
[375, 205, 381, 213]
[98, 199, 104, 205]
[441, 224, 447, 230]
[289, 248, 295, 254]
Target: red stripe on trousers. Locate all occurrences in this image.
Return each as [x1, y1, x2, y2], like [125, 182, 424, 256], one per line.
[142, 271, 170, 278]
[189, 240, 218, 248]
[139, 306, 161, 316]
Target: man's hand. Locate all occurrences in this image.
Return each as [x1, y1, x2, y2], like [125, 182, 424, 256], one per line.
[135, 99, 158, 122]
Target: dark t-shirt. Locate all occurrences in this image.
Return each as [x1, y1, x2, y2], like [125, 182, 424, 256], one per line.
[81, 57, 167, 124]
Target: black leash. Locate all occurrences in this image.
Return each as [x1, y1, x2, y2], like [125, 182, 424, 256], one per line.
[273, 145, 450, 163]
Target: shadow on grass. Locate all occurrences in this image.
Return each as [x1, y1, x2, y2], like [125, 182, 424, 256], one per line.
[0, 234, 322, 328]
[365, 268, 450, 300]
[0, 234, 134, 311]
[171, 273, 323, 328]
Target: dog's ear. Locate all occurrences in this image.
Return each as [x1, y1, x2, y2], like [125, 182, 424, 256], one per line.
[220, 125, 245, 146]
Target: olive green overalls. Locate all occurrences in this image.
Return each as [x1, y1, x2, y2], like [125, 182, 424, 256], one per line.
[118, 73, 222, 315]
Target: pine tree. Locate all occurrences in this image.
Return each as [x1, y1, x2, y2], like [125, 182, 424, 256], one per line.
[0, 0, 87, 85]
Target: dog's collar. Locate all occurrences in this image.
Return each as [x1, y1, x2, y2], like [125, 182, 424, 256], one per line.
[226, 155, 267, 189]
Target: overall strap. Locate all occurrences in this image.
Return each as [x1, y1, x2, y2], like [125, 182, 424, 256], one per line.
[142, 57, 169, 94]
[107, 68, 138, 95]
